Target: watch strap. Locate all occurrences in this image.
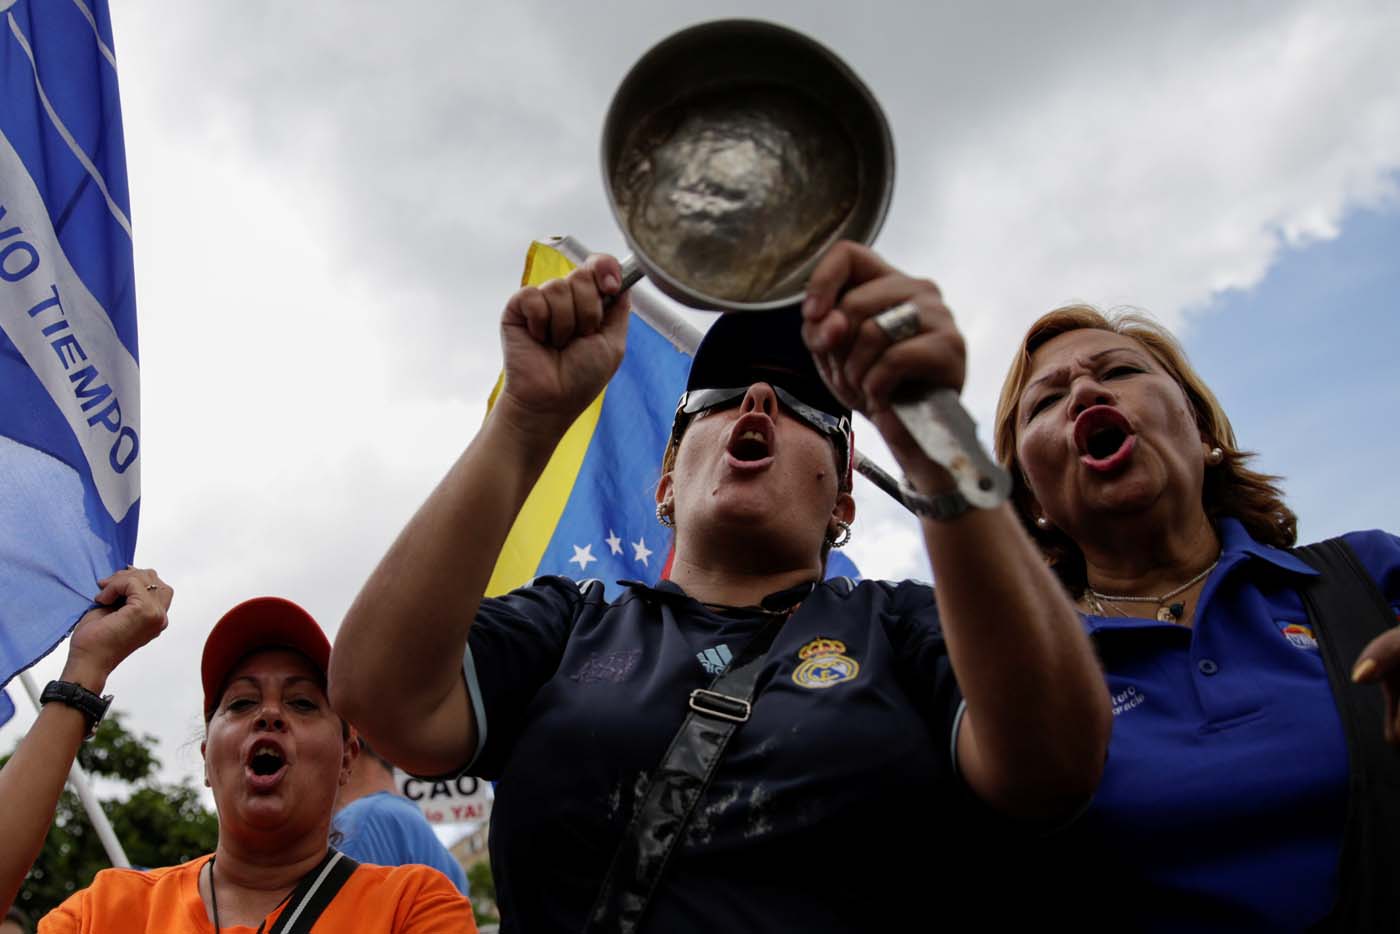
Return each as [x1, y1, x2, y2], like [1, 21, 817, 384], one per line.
[898, 480, 973, 520]
[40, 680, 112, 738]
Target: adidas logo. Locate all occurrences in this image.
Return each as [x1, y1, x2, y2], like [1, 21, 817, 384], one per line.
[696, 644, 733, 675]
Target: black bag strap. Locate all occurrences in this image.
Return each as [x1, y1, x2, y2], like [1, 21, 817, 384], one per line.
[583, 605, 794, 933]
[265, 848, 361, 934]
[1291, 538, 1400, 932]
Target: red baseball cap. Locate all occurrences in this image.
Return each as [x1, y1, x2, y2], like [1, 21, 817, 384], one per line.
[201, 597, 332, 718]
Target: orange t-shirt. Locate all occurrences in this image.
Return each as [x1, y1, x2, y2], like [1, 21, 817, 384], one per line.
[39, 855, 475, 933]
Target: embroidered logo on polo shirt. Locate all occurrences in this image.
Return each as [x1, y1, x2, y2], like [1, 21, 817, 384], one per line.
[1111, 685, 1145, 716]
[570, 650, 641, 684]
[1277, 621, 1318, 650]
[792, 637, 859, 689]
[696, 644, 733, 675]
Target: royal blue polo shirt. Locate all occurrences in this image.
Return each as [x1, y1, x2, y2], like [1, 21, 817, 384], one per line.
[459, 575, 980, 933]
[1024, 519, 1400, 932]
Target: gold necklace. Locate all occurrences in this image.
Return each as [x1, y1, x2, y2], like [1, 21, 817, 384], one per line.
[1084, 557, 1220, 622]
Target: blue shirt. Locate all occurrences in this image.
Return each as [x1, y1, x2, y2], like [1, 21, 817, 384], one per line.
[461, 575, 973, 934]
[332, 791, 470, 895]
[1019, 519, 1400, 932]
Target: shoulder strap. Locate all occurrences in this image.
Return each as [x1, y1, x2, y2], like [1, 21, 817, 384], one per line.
[266, 849, 361, 934]
[1291, 538, 1400, 932]
[583, 614, 787, 934]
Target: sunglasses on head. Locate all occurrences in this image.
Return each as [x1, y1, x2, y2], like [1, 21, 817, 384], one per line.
[668, 383, 852, 474]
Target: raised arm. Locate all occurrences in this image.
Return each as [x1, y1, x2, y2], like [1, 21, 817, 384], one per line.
[1, 568, 170, 914]
[329, 256, 630, 777]
[802, 243, 1111, 819]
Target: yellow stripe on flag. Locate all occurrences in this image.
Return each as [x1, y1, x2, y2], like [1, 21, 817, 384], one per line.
[484, 241, 608, 595]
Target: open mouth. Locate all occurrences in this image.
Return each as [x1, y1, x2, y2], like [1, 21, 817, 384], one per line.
[245, 739, 288, 787]
[726, 416, 774, 469]
[1074, 406, 1136, 472]
[1087, 425, 1128, 460]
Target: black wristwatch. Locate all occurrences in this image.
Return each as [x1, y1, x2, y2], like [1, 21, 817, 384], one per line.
[40, 680, 113, 739]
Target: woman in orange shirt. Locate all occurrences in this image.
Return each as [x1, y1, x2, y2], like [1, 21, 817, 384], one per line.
[40, 597, 472, 934]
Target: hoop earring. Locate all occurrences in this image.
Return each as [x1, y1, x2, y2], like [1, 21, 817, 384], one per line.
[656, 503, 674, 528]
[826, 520, 852, 549]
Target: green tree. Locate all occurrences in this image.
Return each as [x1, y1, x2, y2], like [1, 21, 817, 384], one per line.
[467, 860, 498, 925]
[1, 711, 218, 919]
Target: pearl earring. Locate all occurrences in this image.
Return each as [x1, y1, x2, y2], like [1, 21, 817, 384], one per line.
[1036, 516, 1051, 530]
[1207, 446, 1224, 465]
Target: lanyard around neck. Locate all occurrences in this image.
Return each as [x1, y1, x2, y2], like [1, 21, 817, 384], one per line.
[206, 850, 339, 934]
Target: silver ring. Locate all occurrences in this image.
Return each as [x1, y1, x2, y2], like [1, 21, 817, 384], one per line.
[873, 301, 923, 343]
[146, 584, 160, 591]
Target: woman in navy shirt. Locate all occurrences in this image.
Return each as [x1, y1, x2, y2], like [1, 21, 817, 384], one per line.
[333, 244, 1112, 932]
[993, 304, 1400, 931]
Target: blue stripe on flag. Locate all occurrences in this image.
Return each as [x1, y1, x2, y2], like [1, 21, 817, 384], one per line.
[539, 311, 687, 597]
[0, 0, 137, 690]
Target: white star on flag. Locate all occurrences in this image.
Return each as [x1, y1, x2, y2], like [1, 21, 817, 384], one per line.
[632, 537, 653, 566]
[606, 529, 623, 555]
[569, 544, 597, 570]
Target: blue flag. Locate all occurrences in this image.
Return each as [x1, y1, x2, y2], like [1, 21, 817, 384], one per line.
[0, 687, 13, 729]
[486, 242, 858, 600]
[1, 1, 138, 689]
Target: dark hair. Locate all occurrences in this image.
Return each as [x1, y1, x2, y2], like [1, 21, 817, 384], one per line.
[356, 735, 396, 773]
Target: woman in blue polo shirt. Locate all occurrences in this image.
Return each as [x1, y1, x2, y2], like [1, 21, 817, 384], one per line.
[332, 243, 1113, 932]
[992, 304, 1400, 932]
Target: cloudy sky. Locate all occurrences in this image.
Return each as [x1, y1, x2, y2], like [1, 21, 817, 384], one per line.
[5, 0, 1400, 809]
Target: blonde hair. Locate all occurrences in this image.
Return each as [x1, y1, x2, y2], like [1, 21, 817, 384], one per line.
[993, 304, 1297, 593]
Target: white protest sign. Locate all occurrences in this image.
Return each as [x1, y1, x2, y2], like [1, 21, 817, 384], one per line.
[394, 770, 492, 825]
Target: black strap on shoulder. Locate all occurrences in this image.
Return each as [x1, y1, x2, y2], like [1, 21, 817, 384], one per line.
[1292, 538, 1400, 932]
[583, 613, 788, 934]
[265, 848, 360, 934]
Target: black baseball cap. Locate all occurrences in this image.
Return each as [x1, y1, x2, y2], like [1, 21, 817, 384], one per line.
[685, 308, 848, 419]
[675, 308, 854, 488]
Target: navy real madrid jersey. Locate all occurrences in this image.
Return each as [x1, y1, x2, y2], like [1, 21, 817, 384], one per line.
[461, 575, 976, 933]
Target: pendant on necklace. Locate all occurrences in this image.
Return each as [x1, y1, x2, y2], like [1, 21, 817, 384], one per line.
[1157, 602, 1185, 622]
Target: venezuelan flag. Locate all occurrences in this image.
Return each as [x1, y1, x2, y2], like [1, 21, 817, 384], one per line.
[485, 242, 860, 598]
[485, 242, 689, 596]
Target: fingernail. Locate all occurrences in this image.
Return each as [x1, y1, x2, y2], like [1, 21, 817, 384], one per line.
[1352, 657, 1377, 682]
[603, 274, 620, 293]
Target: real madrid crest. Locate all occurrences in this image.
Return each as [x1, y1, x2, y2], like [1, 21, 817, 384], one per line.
[792, 637, 860, 689]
